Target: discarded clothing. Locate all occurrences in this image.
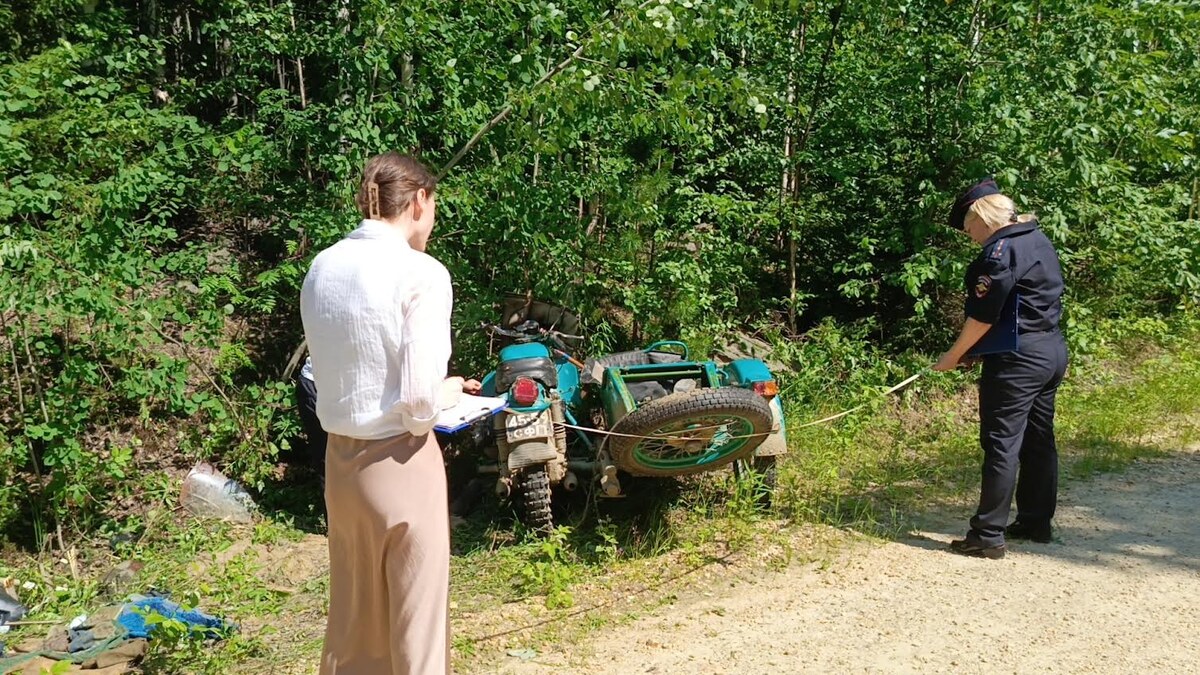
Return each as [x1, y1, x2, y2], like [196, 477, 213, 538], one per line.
[0, 595, 231, 673]
[0, 635, 141, 673]
[115, 596, 232, 639]
[68, 628, 96, 653]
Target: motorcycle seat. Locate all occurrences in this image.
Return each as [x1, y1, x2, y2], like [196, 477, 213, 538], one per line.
[495, 356, 558, 392]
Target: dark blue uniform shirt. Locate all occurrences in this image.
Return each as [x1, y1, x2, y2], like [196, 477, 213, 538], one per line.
[963, 219, 1064, 334]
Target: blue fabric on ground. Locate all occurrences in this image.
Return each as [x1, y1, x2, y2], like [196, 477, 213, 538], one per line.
[116, 596, 233, 639]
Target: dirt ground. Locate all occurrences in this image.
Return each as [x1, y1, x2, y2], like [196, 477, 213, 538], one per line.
[497, 448, 1200, 674]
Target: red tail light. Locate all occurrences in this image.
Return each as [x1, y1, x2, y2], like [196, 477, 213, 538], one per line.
[752, 380, 779, 399]
[511, 377, 539, 406]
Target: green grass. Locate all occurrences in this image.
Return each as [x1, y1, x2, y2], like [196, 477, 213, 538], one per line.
[2, 321, 1199, 673]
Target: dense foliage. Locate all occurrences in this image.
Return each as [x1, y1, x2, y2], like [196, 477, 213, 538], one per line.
[1, 0, 1197, 544]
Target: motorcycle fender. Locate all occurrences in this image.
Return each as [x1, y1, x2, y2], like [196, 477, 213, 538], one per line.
[754, 396, 788, 457]
[506, 441, 559, 471]
[724, 358, 774, 387]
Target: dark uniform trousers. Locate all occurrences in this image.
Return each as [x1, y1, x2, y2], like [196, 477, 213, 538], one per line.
[295, 375, 328, 487]
[971, 329, 1068, 546]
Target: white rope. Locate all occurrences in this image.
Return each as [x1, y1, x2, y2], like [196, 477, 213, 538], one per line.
[545, 369, 927, 442]
[791, 371, 925, 429]
[554, 420, 778, 442]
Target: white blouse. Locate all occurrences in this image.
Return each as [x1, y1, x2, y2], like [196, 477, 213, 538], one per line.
[300, 219, 452, 440]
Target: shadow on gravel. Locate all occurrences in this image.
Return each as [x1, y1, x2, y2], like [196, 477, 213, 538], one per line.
[895, 448, 1200, 574]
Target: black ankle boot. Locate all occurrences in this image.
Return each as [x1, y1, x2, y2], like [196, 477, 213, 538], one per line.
[1006, 520, 1052, 543]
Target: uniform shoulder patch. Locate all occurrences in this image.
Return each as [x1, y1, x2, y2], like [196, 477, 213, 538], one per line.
[988, 239, 1007, 260]
[974, 275, 992, 298]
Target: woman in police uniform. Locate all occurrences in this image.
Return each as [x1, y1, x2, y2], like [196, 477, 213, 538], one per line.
[933, 178, 1068, 559]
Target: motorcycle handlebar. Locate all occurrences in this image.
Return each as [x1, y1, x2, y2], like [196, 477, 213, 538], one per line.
[484, 324, 530, 339]
[483, 322, 583, 344]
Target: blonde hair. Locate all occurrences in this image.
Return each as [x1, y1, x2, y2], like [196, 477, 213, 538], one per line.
[968, 193, 1036, 232]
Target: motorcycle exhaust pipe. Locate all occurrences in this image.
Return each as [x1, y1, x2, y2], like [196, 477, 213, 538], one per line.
[562, 471, 580, 492]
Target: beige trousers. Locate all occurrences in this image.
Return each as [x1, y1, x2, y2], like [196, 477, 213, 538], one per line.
[320, 432, 451, 675]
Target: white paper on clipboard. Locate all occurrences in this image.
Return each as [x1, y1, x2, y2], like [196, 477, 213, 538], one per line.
[434, 394, 508, 433]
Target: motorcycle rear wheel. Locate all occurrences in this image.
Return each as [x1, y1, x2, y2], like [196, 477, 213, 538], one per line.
[515, 465, 553, 534]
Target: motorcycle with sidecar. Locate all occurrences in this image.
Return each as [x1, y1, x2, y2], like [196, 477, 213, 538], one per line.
[461, 296, 788, 531]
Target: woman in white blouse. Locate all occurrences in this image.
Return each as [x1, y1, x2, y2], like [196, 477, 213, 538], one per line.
[300, 152, 459, 675]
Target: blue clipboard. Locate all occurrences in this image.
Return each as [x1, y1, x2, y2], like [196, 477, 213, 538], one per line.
[967, 292, 1020, 356]
[434, 394, 508, 434]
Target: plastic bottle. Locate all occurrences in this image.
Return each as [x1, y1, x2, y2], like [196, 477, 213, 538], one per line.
[179, 462, 256, 523]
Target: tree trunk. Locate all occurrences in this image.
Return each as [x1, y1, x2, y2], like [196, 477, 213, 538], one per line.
[1190, 176, 1198, 223]
[290, 11, 308, 109]
[953, 1, 987, 142]
[784, 18, 804, 333]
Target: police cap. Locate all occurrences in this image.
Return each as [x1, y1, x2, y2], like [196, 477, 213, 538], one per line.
[949, 177, 1002, 231]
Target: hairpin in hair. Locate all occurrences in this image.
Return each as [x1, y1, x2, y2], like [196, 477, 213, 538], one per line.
[367, 182, 381, 220]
